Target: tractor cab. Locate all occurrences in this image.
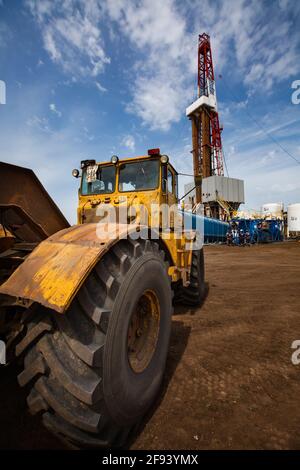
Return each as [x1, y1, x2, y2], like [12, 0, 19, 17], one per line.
[75, 149, 178, 225]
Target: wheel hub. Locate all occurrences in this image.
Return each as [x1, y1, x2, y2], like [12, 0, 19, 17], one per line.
[127, 289, 160, 373]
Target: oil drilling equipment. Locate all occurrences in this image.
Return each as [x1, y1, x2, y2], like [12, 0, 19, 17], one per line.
[0, 33, 247, 449]
[185, 33, 244, 221]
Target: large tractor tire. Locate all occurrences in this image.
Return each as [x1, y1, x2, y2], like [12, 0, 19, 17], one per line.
[16, 239, 173, 448]
[176, 249, 205, 306]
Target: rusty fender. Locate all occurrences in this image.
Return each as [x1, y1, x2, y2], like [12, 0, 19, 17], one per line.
[0, 223, 139, 314]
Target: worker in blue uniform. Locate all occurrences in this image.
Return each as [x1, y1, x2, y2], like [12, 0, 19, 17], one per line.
[245, 230, 251, 246]
[239, 229, 245, 246]
[226, 229, 233, 246]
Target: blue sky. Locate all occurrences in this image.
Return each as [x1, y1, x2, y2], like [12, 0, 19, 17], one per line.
[0, 0, 300, 223]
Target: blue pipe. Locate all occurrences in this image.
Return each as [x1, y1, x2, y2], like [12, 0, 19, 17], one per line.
[181, 211, 229, 243]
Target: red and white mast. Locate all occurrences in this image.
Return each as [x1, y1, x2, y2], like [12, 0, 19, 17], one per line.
[186, 33, 224, 204]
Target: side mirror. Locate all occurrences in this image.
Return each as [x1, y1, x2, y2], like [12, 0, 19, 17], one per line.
[72, 169, 80, 178]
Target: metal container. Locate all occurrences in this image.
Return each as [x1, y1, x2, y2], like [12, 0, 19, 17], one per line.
[261, 203, 284, 220]
[287, 203, 300, 237]
[232, 218, 283, 243]
[202, 176, 244, 204]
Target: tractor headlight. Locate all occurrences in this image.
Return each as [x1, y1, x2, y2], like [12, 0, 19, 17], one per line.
[160, 155, 169, 164]
[111, 155, 119, 165]
[72, 168, 80, 178]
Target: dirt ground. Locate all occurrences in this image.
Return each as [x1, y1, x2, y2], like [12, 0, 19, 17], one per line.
[1, 241, 300, 450]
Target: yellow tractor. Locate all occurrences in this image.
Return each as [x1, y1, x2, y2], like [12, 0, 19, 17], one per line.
[0, 150, 205, 448]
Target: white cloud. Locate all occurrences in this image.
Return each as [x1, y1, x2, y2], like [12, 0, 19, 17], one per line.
[203, 0, 300, 91]
[104, 0, 300, 129]
[223, 102, 300, 155]
[25, 0, 300, 132]
[49, 102, 62, 117]
[106, 0, 190, 130]
[26, 0, 110, 79]
[26, 115, 51, 133]
[0, 130, 79, 224]
[0, 21, 12, 48]
[95, 81, 107, 93]
[107, 0, 185, 57]
[126, 75, 188, 131]
[83, 126, 95, 142]
[0, 83, 94, 224]
[121, 134, 135, 151]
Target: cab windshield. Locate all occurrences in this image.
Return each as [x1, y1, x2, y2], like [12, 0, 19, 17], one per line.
[119, 159, 159, 192]
[81, 165, 116, 195]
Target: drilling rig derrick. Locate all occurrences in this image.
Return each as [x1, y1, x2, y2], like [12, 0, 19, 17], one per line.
[186, 32, 224, 209]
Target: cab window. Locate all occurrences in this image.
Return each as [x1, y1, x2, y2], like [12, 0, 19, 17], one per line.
[174, 173, 178, 199]
[167, 169, 173, 194]
[119, 159, 159, 192]
[81, 165, 115, 195]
